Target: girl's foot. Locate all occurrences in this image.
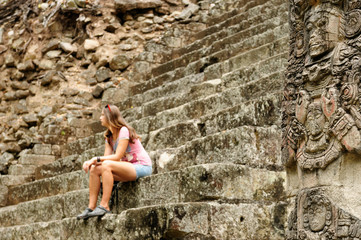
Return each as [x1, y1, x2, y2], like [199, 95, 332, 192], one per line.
[76, 207, 93, 220]
[87, 205, 111, 218]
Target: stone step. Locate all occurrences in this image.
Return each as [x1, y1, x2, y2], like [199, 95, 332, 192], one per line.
[39, 65, 285, 180]
[34, 154, 80, 180]
[34, 91, 281, 179]
[221, 52, 288, 89]
[64, 132, 104, 157]
[7, 164, 38, 176]
[7, 154, 54, 177]
[113, 163, 285, 213]
[151, 125, 283, 174]
[33, 91, 283, 185]
[128, 15, 288, 99]
[18, 154, 56, 166]
[34, 89, 281, 179]
[7, 170, 88, 206]
[35, 145, 103, 180]
[187, 0, 285, 50]
[127, 57, 286, 131]
[0, 201, 286, 239]
[131, 83, 282, 141]
[0, 163, 285, 228]
[152, 0, 287, 74]
[120, 72, 205, 119]
[141, 86, 282, 152]
[121, 30, 288, 117]
[141, 0, 285, 66]
[0, 175, 34, 187]
[203, 0, 275, 27]
[199, 92, 282, 135]
[0, 188, 89, 228]
[203, 30, 289, 81]
[137, 0, 282, 66]
[0, 175, 34, 207]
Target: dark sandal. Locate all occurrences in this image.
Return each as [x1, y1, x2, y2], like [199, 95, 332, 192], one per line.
[87, 205, 111, 218]
[76, 207, 93, 220]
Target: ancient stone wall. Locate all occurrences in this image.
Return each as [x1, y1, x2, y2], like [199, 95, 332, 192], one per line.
[0, 0, 232, 177]
[0, 0, 289, 238]
[284, 0, 361, 238]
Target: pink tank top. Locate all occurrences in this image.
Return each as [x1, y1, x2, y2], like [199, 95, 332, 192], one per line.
[107, 127, 152, 166]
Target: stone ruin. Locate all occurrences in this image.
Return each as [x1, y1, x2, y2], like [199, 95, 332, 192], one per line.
[284, 0, 361, 239]
[5, 0, 356, 238]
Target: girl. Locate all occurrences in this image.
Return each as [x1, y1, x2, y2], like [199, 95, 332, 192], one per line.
[77, 104, 152, 219]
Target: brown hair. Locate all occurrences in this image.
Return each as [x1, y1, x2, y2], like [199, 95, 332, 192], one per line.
[102, 104, 139, 144]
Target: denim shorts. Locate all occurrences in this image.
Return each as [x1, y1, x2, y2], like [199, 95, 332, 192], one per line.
[134, 164, 152, 179]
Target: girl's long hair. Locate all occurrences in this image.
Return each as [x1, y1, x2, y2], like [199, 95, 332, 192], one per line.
[103, 104, 139, 144]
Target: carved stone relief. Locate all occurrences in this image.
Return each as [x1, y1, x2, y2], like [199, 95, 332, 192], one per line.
[287, 189, 361, 239]
[284, 0, 361, 238]
[284, 0, 361, 171]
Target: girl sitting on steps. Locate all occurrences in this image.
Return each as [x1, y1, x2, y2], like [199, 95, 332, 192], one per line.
[77, 104, 152, 219]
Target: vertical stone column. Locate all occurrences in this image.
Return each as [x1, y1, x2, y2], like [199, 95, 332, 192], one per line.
[284, 0, 361, 238]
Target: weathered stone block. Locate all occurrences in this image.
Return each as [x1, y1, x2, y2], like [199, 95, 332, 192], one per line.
[65, 133, 104, 156]
[8, 164, 37, 176]
[22, 114, 39, 126]
[102, 88, 128, 102]
[109, 54, 130, 71]
[96, 66, 111, 82]
[35, 154, 80, 180]
[0, 201, 285, 239]
[147, 121, 202, 150]
[84, 39, 100, 51]
[59, 42, 78, 53]
[38, 59, 55, 70]
[0, 152, 13, 173]
[0, 175, 33, 187]
[17, 60, 34, 71]
[115, 0, 163, 12]
[153, 126, 282, 173]
[8, 170, 88, 205]
[42, 39, 60, 53]
[18, 154, 55, 165]
[33, 144, 52, 155]
[113, 163, 285, 212]
[0, 185, 8, 207]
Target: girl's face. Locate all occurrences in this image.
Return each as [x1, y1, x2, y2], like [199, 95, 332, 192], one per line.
[100, 111, 108, 127]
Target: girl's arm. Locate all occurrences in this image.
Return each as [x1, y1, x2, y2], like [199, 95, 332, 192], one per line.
[104, 141, 113, 156]
[98, 139, 129, 162]
[83, 139, 129, 173]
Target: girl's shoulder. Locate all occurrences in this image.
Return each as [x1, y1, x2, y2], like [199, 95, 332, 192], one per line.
[118, 126, 130, 139]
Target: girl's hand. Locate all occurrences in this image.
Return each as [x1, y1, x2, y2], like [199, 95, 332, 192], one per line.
[83, 159, 96, 173]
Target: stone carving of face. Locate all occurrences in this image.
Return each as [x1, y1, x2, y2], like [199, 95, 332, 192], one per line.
[308, 204, 327, 232]
[305, 102, 326, 140]
[305, 5, 341, 59]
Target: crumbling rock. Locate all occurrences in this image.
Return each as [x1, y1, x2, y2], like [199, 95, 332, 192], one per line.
[92, 85, 104, 98]
[96, 66, 111, 82]
[0, 152, 14, 173]
[115, 0, 163, 12]
[110, 54, 130, 71]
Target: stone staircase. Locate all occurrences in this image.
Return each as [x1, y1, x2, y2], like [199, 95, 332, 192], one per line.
[0, 0, 289, 238]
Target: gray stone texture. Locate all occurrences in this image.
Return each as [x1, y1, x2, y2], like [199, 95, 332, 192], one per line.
[284, 0, 361, 239]
[0, 0, 291, 238]
[95, 66, 111, 82]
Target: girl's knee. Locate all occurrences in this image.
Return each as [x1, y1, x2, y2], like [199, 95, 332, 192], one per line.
[90, 165, 100, 175]
[102, 160, 113, 170]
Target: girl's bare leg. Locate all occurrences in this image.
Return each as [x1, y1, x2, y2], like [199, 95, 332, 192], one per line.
[88, 165, 102, 209]
[100, 161, 136, 210]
